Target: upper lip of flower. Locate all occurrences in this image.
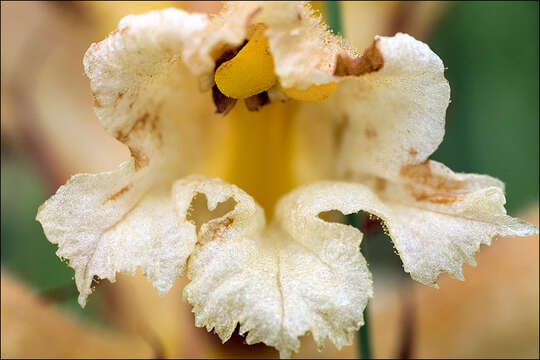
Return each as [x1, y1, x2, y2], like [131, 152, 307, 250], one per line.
[36, 2, 538, 358]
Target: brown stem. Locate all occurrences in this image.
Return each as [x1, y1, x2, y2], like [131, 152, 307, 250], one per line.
[40, 283, 78, 305]
[397, 282, 416, 359]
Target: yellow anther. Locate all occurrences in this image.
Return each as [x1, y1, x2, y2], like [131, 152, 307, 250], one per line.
[215, 25, 277, 99]
[281, 82, 338, 103]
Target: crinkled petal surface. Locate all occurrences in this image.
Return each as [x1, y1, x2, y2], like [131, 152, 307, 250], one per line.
[36, 159, 194, 306]
[357, 160, 538, 285]
[180, 176, 372, 358]
[39, 172, 377, 357]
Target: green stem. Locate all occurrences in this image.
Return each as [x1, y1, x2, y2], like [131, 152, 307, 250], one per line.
[348, 214, 373, 359]
[325, 1, 343, 36]
[359, 305, 372, 359]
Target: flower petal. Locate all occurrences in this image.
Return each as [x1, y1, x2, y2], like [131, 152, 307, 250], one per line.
[84, 8, 234, 179]
[281, 26, 536, 286]
[334, 33, 450, 178]
[41, 8, 257, 307]
[355, 160, 538, 285]
[179, 177, 373, 358]
[37, 168, 373, 357]
[35, 4, 537, 358]
[36, 159, 195, 307]
[292, 33, 450, 183]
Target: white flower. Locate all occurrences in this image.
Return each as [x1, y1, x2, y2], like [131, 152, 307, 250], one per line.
[36, 2, 537, 358]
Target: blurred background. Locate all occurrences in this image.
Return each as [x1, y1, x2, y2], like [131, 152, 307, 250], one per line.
[1, 1, 538, 358]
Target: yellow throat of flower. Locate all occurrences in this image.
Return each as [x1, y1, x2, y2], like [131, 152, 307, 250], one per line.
[207, 24, 338, 216]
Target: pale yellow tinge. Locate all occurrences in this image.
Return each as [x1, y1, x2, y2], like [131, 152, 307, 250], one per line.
[222, 101, 297, 215]
[282, 82, 337, 102]
[211, 21, 339, 213]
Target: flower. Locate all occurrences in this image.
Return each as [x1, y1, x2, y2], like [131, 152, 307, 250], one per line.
[36, 2, 537, 358]
[5, 202, 540, 358]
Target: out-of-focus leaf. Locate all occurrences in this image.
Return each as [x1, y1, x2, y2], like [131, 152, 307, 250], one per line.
[1, 148, 100, 322]
[1, 272, 153, 358]
[1, 148, 70, 289]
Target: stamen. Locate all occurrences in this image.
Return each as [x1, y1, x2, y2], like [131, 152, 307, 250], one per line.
[244, 92, 270, 112]
[214, 24, 277, 99]
[282, 82, 337, 103]
[212, 85, 237, 115]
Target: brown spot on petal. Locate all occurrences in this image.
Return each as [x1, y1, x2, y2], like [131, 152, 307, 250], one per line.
[401, 162, 465, 204]
[92, 93, 101, 108]
[244, 92, 269, 111]
[129, 145, 149, 170]
[211, 217, 234, 241]
[364, 125, 377, 139]
[117, 112, 161, 144]
[116, 112, 149, 143]
[400, 161, 463, 191]
[334, 39, 384, 76]
[408, 148, 418, 157]
[333, 114, 349, 151]
[406, 185, 463, 204]
[103, 184, 132, 204]
[151, 118, 163, 146]
[375, 177, 387, 192]
[113, 111, 162, 171]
